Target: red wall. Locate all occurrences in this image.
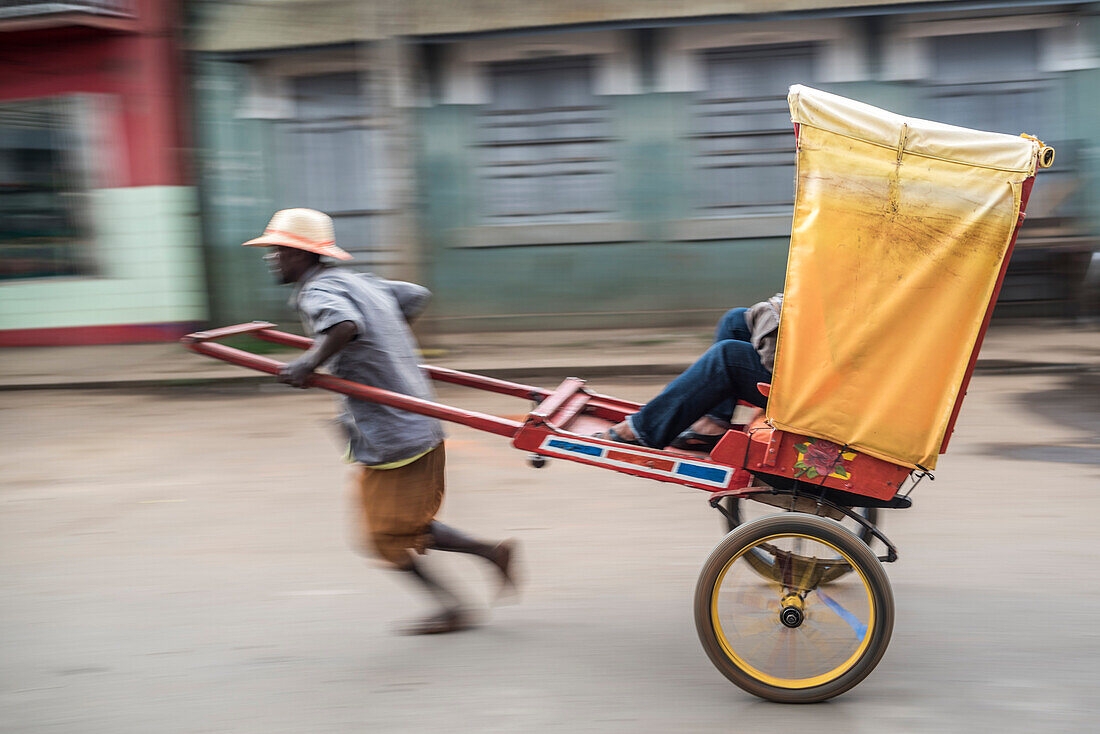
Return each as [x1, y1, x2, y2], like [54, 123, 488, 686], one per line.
[0, 0, 188, 187]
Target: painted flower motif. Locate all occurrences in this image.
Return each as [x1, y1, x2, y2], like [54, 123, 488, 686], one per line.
[793, 439, 854, 480]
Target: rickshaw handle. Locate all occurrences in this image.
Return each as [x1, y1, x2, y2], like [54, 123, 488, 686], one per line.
[182, 330, 523, 439]
[239, 324, 645, 419]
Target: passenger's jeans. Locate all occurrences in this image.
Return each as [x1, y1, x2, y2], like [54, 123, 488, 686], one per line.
[626, 308, 772, 449]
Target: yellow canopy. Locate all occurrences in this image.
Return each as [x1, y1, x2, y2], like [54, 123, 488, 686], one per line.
[766, 85, 1044, 470]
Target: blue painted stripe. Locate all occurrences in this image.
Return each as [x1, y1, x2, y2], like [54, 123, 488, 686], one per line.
[674, 462, 728, 483]
[546, 439, 603, 457]
[815, 589, 868, 640]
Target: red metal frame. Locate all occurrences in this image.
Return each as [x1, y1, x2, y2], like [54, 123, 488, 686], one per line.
[182, 323, 910, 503]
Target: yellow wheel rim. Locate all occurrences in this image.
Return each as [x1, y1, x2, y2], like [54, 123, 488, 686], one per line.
[709, 532, 876, 689]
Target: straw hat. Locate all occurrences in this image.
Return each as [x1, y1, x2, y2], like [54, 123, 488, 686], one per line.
[242, 208, 353, 260]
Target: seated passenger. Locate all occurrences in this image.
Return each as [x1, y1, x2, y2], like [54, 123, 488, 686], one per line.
[599, 294, 782, 452]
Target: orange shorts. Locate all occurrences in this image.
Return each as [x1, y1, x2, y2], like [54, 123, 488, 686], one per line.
[354, 444, 445, 568]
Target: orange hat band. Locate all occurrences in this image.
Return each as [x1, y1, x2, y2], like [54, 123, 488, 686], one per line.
[242, 208, 353, 260]
[264, 227, 336, 249]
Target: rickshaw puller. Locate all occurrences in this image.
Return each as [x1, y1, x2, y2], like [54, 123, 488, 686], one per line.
[244, 208, 517, 635]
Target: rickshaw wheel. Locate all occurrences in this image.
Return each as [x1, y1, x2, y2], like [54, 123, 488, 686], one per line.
[695, 513, 893, 703]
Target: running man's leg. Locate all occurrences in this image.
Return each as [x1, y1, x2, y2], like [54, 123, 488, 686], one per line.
[429, 522, 517, 592]
[397, 555, 473, 634]
[355, 446, 478, 633]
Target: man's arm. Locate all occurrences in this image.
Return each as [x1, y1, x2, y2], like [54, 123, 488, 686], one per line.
[384, 280, 431, 323]
[278, 320, 357, 388]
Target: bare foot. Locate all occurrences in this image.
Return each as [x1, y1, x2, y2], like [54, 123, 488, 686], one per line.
[490, 539, 519, 603]
[396, 608, 474, 635]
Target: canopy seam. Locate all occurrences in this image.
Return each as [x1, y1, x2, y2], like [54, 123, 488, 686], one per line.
[791, 119, 1037, 175]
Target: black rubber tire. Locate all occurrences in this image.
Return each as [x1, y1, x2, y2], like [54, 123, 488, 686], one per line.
[695, 513, 894, 703]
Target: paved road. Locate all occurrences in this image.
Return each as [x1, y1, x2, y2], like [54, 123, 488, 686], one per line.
[1, 372, 1097, 733]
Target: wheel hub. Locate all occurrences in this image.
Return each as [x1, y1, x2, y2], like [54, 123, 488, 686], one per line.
[779, 592, 805, 628]
[780, 605, 805, 628]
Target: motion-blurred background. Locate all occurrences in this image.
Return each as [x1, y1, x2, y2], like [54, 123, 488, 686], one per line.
[2, 5, 1099, 733]
[1, 0, 1097, 345]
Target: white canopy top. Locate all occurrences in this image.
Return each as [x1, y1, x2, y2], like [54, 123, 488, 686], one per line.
[788, 84, 1040, 175]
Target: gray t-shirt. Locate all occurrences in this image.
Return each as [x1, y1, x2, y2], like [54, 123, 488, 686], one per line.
[294, 265, 444, 465]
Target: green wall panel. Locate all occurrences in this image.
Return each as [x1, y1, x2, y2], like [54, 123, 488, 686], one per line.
[418, 93, 789, 331]
[194, 21, 1099, 333]
[192, 59, 289, 328]
[0, 186, 207, 331]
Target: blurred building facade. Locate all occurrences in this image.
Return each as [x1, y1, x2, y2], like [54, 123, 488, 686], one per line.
[0, 0, 206, 345]
[153, 2, 1100, 333]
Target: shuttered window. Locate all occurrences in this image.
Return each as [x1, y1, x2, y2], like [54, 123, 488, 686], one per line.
[478, 56, 616, 223]
[924, 29, 1081, 310]
[692, 44, 815, 215]
[927, 31, 1060, 140]
[0, 96, 94, 280]
[274, 72, 384, 261]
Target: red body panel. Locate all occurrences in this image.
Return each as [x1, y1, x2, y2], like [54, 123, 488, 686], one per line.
[745, 430, 907, 501]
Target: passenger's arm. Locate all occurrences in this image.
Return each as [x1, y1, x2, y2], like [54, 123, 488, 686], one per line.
[278, 320, 358, 388]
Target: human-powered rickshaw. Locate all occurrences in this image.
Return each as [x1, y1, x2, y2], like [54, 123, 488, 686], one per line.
[184, 86, 1054, 703]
